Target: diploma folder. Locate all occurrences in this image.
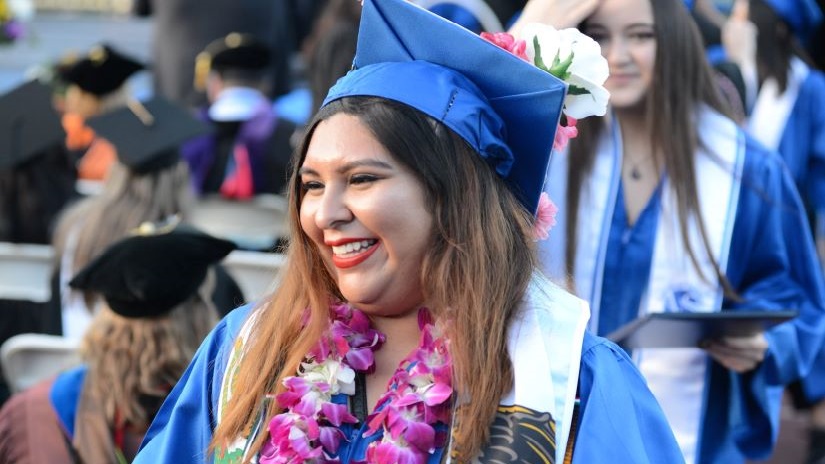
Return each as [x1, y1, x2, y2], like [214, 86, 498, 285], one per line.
[606, 310, 798, 349]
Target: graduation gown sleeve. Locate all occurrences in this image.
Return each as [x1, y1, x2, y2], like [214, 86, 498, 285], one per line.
[574, 332, 685, 464]
[134, 304, 253, 464]
[725, 143, 825, 385]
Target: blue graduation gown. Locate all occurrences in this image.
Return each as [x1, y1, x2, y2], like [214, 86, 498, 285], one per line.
[134, 304, 685, 463]
[595, 140, 825, 463]
[776, 70, 825, 215]
[775, 69, 825, 404]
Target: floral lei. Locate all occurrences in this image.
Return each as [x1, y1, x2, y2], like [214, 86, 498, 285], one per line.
[259, 303, 453, 464]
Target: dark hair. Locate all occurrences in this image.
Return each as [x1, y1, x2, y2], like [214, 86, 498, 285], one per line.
[0, 146, 77, 244]
[308, 21, 358, 112]
[568, 0, 737, 296]
[213, 96, 535, 461]
[749, 0, 815, 93]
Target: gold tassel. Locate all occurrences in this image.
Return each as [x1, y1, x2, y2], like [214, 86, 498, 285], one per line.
[194, 51, 211, 91]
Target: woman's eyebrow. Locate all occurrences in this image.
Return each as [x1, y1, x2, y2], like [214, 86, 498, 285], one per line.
[298, 159, 394, 176]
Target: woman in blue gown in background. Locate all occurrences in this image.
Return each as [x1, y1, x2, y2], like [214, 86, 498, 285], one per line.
[539, 0, 825, 462]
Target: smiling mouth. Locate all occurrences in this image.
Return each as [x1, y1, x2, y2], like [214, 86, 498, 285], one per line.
[332, 239, 377, 256]
[331, 239, 379, 269]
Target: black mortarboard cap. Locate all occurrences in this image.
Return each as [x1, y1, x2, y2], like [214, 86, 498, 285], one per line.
[58, 43, 145, 96]
[68, 223, 236, 318]
[85, 96, 212, 174]
[194, 33, 271, 90]
[0, 80, 66, 169]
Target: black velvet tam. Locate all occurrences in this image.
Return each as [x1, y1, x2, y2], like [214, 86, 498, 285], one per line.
[58, 43, 145, 96]
[204, 32, 271, 72]
[68, 225, 236, 318]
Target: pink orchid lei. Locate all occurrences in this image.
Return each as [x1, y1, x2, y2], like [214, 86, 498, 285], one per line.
[260, 303, 453, 464]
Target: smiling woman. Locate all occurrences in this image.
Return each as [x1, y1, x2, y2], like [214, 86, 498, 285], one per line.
[299, 110, 433, 319]
[133, 0, 685, 463]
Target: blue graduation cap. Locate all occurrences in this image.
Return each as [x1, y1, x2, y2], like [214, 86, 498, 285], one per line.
[322, 0, 567, 214]
[765, 0, 823, 42]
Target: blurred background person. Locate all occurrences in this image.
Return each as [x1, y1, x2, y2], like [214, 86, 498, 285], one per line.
[535, 0, 825, 461]
[56, 43, 145, 183]
[132, 0, 292, 108]
[50, 97, 243, 339]
[0, 80, 77, 246]
[0, 79, 79, 404]
[181, 33, 296, 199]
[0, 224, 234, 463]
[724, 4, 825, 460]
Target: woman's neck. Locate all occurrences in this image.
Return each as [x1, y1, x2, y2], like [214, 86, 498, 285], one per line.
[366, 308, 423, 411]
[615, 109, 660, 226]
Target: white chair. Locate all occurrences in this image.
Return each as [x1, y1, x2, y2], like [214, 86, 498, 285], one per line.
[0, 242, 55, 302]
[413, 0, 504, 32]
[190, 194, 289, 250]
[221, 250, 286, 301]
[0, 333, 81, 393]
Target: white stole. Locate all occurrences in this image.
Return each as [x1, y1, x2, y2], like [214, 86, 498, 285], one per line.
[540, 107, 745, 463]
[497, 273, 589, 464]
[747, 57, 809, 151]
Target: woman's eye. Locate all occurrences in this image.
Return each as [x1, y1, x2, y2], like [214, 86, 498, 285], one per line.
[629, 31, 655, 41]
[350, 174, 379, 185]
[301, 180, 324, 192]
[583, 29, 608, 44]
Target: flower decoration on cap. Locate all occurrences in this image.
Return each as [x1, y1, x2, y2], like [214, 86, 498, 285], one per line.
[533, 192, 559, 241]
[0, 0, 33, 45]
[482, 24, 608, 240]
[482, 24, 609, 152]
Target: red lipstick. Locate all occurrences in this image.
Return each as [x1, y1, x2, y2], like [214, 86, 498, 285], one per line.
[327, 239, 380, 269]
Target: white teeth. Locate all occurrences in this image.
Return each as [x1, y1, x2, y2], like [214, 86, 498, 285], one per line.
[332, 240, 376, 256]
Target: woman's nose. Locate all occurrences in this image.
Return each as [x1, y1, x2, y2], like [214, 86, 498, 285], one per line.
[314, 188, 353, 230]
[605, 37, 630, 65]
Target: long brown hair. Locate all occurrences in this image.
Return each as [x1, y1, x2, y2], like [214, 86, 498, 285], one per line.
[80, 270, 218, 428]
[212, 97, 536, 461]
[566, 0, 737, 296]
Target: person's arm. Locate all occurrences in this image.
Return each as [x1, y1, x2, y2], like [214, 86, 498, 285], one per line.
[574, 335, 686, 463]
[721, 0, 758, 111]
[724, 144, 825, 386]
[507, 0, 598, 35]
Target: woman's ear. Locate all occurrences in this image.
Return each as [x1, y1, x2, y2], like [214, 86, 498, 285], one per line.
[205, 72, 224, 103]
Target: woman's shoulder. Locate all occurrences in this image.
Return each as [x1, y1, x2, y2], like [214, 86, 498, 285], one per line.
[580, 331, 629, 362]
[216, 303, 257, 342]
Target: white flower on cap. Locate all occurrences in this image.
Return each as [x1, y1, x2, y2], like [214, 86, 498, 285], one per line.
[519, 23, 610, 120]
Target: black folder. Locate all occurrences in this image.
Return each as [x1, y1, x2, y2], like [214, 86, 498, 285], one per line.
[606, 310, 798, 349]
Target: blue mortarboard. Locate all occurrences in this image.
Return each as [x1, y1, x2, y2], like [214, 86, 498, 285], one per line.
[764, 0, 823, 42]
[322, 0, 567, 214]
